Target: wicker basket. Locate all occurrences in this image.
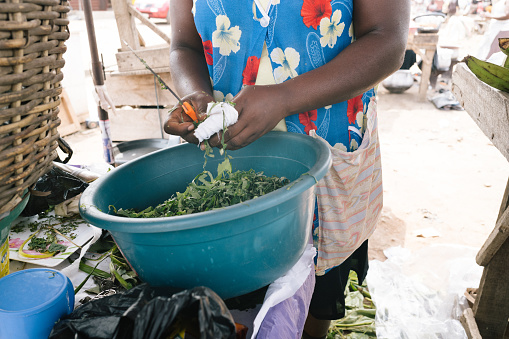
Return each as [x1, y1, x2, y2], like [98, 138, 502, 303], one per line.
[0, 0, 70, 216]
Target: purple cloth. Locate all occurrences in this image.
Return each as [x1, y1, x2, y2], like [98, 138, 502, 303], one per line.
[255, 267, 315, 338]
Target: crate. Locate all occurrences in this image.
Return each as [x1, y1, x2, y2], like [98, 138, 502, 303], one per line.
[0, 0, 70, 215]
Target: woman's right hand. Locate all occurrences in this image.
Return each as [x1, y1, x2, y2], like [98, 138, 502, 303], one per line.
[163, 91, 213, 144]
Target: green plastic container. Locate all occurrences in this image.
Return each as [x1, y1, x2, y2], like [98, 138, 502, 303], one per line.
[0, 194, 29, 278]
[79, 131, 331, 299]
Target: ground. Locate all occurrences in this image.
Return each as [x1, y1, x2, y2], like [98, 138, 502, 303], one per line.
[60, 11, 509, 262]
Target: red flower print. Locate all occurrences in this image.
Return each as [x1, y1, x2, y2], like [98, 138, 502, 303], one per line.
[242, 56, 260, 86]
[202, 38, 213, 65]
[299, 109, 318, 134]
[301, 0, 332, 30]
[347, 94, 363, 124]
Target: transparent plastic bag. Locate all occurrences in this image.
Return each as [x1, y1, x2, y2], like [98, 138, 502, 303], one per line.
[366, 245, 483, 339]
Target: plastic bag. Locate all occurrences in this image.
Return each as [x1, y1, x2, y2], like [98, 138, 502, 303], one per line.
[366, 245, 483, 339]
[49, 284, 237, 339]
[21, 166, 89, 216]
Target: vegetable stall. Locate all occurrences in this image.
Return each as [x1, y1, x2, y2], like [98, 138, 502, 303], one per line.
[452, 62, 509, 338]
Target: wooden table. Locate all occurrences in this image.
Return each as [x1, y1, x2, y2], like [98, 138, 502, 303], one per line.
[407, 32, 439, 102]
[452, 63, 509, 339]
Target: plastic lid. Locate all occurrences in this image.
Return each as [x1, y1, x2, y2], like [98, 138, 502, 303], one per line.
[0, 268, 69, 314]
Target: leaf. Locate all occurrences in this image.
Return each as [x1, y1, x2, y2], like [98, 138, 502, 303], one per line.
[48, 243, 67, 253]
[345, 291, 365, 309]
[112, 168, 289, 218]
[216, 157, 232, 179]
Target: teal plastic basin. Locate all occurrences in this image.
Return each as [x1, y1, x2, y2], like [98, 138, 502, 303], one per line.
[79, 131, 331, 299]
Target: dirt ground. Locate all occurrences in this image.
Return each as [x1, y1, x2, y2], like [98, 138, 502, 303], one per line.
[60, 11, 509, 262]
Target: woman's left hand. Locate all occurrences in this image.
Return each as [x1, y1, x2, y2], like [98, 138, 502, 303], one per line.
[206, 84, 289, 150]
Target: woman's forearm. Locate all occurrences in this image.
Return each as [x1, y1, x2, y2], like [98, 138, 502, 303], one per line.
[275, 0, 410, 117]
[169, 46, 213, 99]
[169, 0, 213, 103]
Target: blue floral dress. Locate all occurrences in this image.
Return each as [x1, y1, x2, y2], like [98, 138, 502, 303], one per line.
[193, 0, 376, 265]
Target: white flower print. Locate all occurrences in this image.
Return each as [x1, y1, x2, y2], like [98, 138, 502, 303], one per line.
[349, 23, 354, 43]
[270, 47, 300, 83]
[212, 15, 242, 56]
[213, 90, 234, 102]
[350, 139, 359, 151]
[319, 10, 345, 48]
[333, 143, 347, 152]
[355, 111, 364, 128]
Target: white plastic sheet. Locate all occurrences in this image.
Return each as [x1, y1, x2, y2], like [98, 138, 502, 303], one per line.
[366, 245, 483, 339]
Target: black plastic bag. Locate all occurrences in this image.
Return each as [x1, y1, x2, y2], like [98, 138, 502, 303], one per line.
[21, 166, 88, 216]
[49, 284, 236, 339]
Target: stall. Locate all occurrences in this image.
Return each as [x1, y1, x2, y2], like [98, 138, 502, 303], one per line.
[407, 31, 439, 102]
[452, 63, 509, 338]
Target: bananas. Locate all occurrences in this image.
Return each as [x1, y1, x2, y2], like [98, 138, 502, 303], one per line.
[463, 55, 509, 93]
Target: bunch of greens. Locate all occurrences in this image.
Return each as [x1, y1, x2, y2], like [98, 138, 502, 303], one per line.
[112, 167, 289, 218]
[327, 271, 377, 339]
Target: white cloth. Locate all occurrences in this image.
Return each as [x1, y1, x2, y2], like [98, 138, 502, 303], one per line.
[476, 0, 509, 60]
[194, 102, 238, 143]
[94, 85, 117, 115]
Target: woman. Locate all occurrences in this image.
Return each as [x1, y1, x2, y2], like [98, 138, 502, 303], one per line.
[164, 1, 409, 338]
[477, 0, 509, 60]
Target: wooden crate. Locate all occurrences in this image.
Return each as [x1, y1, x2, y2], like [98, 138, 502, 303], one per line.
[105, 70, 178, 107]
[108, 107, 172, 141]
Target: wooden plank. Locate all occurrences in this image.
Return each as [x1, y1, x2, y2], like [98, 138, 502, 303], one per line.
[472, 238, 509, 338]
[452, 63, 509, 163]
[108, 108, 170, 141]
[407, 33, 438, 102]
[105, 71, 178, 107]
[461, 308, 483, 339]
[418, 48, 435, 102]
[498, 177, 509, 220]
[58, 89, 81, 137]
[127, 4, 171, 46]
[111, 0, 140, 51]
[115, 45, 170, 73]
[411, 32, 439, 47]
[477, 178, 509, 266]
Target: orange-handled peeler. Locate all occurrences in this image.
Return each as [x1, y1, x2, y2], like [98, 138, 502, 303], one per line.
[123, 41, 198, 122]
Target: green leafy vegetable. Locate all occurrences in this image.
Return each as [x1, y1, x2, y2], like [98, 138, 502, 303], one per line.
[112, 100, 288, 219]
[113, 169, 289, 218]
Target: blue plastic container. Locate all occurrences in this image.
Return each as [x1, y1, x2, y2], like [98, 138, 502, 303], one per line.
[79, 131, 331, 299]
[0, 268, 74, 339]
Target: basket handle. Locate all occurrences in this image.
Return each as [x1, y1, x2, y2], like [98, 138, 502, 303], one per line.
[57, 137, 73, 164]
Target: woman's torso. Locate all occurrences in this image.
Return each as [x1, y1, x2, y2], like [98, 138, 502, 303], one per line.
[193, 0, 376, 150]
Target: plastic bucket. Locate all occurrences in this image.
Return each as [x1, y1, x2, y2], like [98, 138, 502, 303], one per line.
[80, 131, 332, 299]
[0, 268, 75, 339]
[0, 193, 29, 278]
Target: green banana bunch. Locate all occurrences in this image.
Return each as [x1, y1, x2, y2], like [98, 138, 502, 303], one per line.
[463, 55, 509, 93]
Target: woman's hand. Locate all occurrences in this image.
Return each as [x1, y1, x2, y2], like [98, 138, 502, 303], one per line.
[206, 84, 289, 150]
[163, 91, 213, 144]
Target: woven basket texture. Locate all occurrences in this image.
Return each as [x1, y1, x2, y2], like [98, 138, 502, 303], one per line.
[0, 0, 70, 216]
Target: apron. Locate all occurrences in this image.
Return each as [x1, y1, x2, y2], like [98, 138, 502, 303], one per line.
[193, 0, 381, 274]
